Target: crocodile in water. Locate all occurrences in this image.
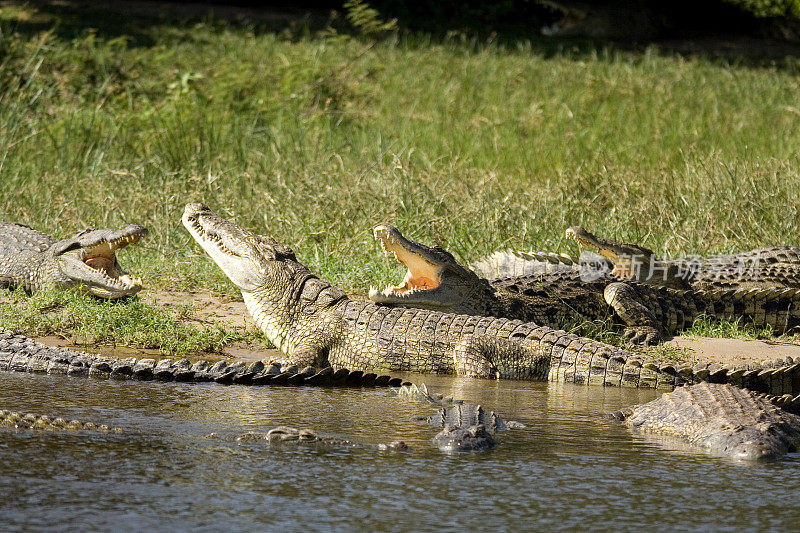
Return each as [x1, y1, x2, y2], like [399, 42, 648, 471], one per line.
[0, 408, 122, 433]
[0, 327, 521, 452]
[0, 222, 147, 298]
[206, 426, 409, 452]
[609, 382, 800, 460]
[370, 224, 800, 345]
[398, 382, 524, 452]
[181, 203, 800, 394]
[209, 395, 517, 454]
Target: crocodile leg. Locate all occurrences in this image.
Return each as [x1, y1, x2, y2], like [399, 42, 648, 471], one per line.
[603, 282, 664, 345]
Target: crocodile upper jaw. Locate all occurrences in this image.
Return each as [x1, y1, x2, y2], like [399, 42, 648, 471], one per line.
[182, 203, 267, 293]
[370, 224, 481, 310]
[52, 224, 147, 299]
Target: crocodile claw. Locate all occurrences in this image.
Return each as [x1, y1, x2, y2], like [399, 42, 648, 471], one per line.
[622, 326, 663, 346]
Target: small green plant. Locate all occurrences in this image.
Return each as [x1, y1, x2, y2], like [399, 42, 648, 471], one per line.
[0, 288, 248, 357]
[684, 314, 775, 340]
[344, 0, 397, 38]
[566, 317, 622, 345]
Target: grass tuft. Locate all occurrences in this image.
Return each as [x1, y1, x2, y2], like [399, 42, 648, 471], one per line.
[0, 288, 246, 357]
[683, 314, 775, 340]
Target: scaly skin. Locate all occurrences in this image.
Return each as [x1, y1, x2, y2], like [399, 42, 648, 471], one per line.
[566, 226, 800, 290]
[211, 398, 514, 453]
[472, 226, 800, 290]
[0, 326, 524, 452]
[207, 426, 409, 452]
[181, 203, 800, 393]
[470, 249, 582, 279]
[609, 382, 800, 460]
[0, 222, 147, 298]
[0, 327, 405, 388]
[399, 382, 523, 452]
[0, 408, 122, 433]
[370, 224, 800, 345]
[0, 328, 522, 452]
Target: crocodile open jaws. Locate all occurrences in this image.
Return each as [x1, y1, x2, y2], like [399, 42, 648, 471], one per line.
[0, 222, 147, 298]
[370, 223, 800, 346]
[184, 202, 792, 390]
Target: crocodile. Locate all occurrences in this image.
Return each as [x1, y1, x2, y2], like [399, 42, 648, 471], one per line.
[473, 226, 800, 291]
[209, 397, 516, 453]
[369, 224, 800, 345]
[0, 327, 405, 387]
[471, 249, 583, 279]
[0, 326, 527, 452]
[206, 426, 409, 452]
[181, 203, 800, 394]
[0, 222, 148, 298]
[609, 382, 800, 460]
[399, 382, 524, 452]
[566, 225, 800, 291]
[0, 408, 122, 433]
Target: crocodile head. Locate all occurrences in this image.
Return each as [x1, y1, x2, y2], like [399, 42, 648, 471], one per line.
[566, 225, 657, 279]
[182, 203, 295, 293]
[42, 224, 147, 298]
[182, 203, 347, 357]
[432, 424, 497, 453]
[369, 224, 493, 314]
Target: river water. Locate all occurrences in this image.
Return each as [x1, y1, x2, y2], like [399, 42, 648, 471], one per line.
[0, 370, 798, 532]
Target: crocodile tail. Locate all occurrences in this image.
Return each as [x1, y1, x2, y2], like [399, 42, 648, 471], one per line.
[0, 328, 405, 388]
[661, 285, 800, 332]
[470, 250, 578, 278]
[764, 390, 800, 415]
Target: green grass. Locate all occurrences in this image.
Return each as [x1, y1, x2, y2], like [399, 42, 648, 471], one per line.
[682, 313, 776, 340]
[0, 287, 248, 356]
[1, 2, 799, 353]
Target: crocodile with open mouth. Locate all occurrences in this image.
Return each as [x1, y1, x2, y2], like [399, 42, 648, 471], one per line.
[473, 226, 800, 291]
[369, 224, 800, 345]
[181, 203, 800, 394]
[0, 222, 147, 298]
[565, 225, 800, 290]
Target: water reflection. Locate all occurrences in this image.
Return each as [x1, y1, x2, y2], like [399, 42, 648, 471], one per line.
[0, 371, 797, 531]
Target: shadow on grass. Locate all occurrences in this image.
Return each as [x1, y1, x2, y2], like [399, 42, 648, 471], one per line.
[5, 0, 800, 70]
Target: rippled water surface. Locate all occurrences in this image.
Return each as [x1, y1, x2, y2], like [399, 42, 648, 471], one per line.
[0, 370, 798, 532]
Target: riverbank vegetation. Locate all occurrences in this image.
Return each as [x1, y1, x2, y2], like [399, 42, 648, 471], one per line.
[0, 1, 799, 355]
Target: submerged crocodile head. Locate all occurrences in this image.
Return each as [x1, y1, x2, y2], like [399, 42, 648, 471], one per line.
[41, 224, 147, 298]
[432, 424, 497, 453]
[182, 203, 348, 357]
[369, 224, 493, 314]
